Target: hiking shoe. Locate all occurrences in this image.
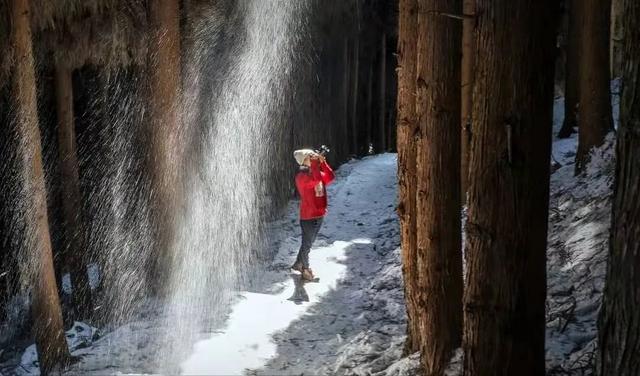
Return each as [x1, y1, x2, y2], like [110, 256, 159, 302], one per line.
[301, 268, 315, 281]
[291, 261, 304, 273]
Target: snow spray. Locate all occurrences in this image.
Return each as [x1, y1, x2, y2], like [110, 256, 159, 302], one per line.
[157, 0, 311, 371]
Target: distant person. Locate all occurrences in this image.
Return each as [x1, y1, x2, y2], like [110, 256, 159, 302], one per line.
[291, 148, 335, 281]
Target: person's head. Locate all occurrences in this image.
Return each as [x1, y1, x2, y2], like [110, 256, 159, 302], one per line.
[294, 149, 316, 167]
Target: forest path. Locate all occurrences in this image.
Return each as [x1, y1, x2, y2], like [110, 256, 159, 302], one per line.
[181, 153, 401, 375]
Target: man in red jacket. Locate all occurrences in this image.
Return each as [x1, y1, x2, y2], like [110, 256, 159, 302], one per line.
[291, 149, 335, 281]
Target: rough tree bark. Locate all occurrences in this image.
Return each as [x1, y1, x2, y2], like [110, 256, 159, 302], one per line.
[575, 0, 613, 174]
[10, 0, 71, 372]
[396, 0, 421, 355]
[596, 0, 640, 373]
[54, 66, 93, 320]
[610, 0, 624, 79]
[558, 0, 582, 138]
[415, 0, 464, 373]
[463, 0, 558, 374]
[460, 0, 475, 201]
[148, 0, 182, 292]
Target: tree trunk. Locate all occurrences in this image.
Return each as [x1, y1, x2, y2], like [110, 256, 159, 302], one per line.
[558, 0, 582, 138]
[463, 0, 558, 374]
[610, 0, 624, 79]
[386, 47, 398, 152]
[342, 38, 351, 162]
[460, 0, 475, 201]
[148, 0, 182, 292]
[366, 64, 374, 153]
[396, 0, 421, 355]
[345, 39, 354, 159]
[54, 66, 93, 320]
[356, 38, 371, 156]
[377, 33, 387, 153]
[596, 1, 640, 373]
[350, 36, 360, 156]
[10, 0, 71, 372]
[415, 0, 463, 373]
[575, 0, 613, 174]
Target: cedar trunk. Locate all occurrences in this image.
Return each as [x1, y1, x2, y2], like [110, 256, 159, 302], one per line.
[386, 48, 398, 152]
[55, 66, 93, 320]
[396, 0, 421, 355]
[148, 0, 182, 291]
[596, 0, 640, 373]
[558, 0, 582, 138]
[462, 0, 558, 374]
[10, 0, 71, 372]
[342, 39, 351, 161]
[415, 0, 463, 373]
[350, 36, 360, 156]
[377, 33, 387, 153]
[575, 0, 613, 173]
[460, 0, 475, 201]
[366, 64, 374, 153]
[609, 0, 623, 79]
[345, 39, 354, 155]
[356, 40, 371, 155]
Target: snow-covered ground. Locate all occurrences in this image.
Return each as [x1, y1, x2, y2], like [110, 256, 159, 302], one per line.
[252, 153, 411, 376]
[3, 97, 616, 375]
[4, 153, 410, 376]
[545, 104, 614, 374]
[182, 153, 406, 375]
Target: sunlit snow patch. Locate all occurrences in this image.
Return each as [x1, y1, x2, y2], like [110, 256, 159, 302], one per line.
[181, 240, 351, 374]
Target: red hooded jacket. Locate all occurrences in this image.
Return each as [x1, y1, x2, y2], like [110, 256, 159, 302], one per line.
[295, 159, 335, 220]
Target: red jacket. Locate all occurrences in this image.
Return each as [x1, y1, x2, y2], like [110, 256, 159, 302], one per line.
[296, 159, 335, 220]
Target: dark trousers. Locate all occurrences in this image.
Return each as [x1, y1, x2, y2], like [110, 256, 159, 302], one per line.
[295, 217, 324, 268]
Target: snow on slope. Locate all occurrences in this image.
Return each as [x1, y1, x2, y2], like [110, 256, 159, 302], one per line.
[545, 142, 614, 373]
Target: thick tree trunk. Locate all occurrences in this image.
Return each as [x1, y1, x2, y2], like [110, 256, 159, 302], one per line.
[460, 0, 475, 202]
[415, 0, 463, 373]
[54, 66, 93, 320]
[575, 0, 613, 174]
[558, 0, 582, 138]
[610, 0, 624, 78]
[396, 0, 421, 355]
[463, 0, 558, 374]
[596, 1, 640, 373]
[10, 0, 71, 372]
[148, 0, 182, 292]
